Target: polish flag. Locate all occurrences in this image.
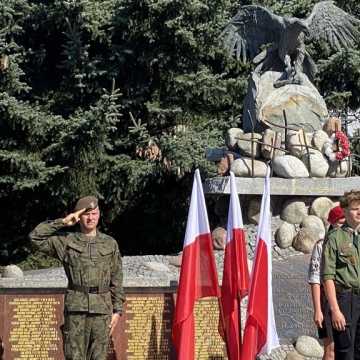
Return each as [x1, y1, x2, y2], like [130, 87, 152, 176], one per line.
[242, 168, 279, 359]
[172, 169, 221, 360]
[220, 171, 249, 360]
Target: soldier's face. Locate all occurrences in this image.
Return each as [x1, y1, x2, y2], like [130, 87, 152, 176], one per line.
[345, 200, 360, 229]
[79, 207, 100, 233]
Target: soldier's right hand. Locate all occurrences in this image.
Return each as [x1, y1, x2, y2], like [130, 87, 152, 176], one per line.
[62, 208, 86, 226]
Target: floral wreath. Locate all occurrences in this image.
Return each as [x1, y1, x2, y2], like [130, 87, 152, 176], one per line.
[323, 131, 351, 161]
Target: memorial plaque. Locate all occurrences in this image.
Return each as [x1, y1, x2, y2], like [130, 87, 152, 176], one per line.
[2, 293, 64, 360]
[116, 293, 227, 359]
[194, 298, 226, 359]
[122, 293, 175, 359]
[0, 289, 229, 360]
[272, 255, 316, 342]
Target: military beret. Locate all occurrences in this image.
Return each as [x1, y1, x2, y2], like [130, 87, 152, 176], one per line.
[74, 196, 98, 212]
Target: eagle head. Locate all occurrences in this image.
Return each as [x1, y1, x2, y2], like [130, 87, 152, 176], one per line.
[285, 17, 310, 37]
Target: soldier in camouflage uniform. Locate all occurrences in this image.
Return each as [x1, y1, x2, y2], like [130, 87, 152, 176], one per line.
[29, 196, 125, 360]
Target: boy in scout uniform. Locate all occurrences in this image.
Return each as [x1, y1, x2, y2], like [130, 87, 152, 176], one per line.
[323, 190, 360, 360]
[29, 196, 125, 360]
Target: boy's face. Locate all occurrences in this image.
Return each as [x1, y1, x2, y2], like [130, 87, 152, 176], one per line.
[345, 200, 360, 229]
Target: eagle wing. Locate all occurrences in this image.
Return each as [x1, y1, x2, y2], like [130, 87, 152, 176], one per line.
[305, 1, 360, 51]
[221, 5, 284, 63]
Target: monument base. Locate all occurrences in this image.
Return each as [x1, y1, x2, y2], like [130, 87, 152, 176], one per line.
[204, 176, 360, 196]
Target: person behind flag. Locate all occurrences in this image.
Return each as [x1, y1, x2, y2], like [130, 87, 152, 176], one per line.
[323, 190, 360, 360]
[172, 169, 221, 360]
[220, 171, 249, 360]
[242, 168, 279, 359]
[308, 205, 345, 360]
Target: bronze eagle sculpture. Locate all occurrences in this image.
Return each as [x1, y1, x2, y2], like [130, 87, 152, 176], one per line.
[222, 1, 360, 87]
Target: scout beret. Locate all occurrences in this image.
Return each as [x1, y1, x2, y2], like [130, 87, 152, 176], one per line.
[328, 205, 345, 225]
[74, 196, 98, 212]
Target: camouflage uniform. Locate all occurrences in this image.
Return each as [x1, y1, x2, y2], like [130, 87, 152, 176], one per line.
[29, 219, 125, 360]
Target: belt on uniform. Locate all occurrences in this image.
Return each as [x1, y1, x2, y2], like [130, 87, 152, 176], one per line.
[335, 283, 360, 295]
[68, 284, 110, 294]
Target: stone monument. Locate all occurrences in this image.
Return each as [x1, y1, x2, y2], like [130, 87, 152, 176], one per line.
[221, 1, 360, 133]
[204, 2, 360, 249]
[203, 12, 360, 358]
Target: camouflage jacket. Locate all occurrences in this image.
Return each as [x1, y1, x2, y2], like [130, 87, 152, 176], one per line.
[29, 219, 125, 315]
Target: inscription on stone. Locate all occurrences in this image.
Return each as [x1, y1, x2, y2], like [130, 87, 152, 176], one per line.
[124, 293, 174, 359]
[272, 255, 316, 342]
[0, 289, 228, 359]
[4, 294, 64, 360]
[120, 293, 226, 359]
[194, 298, 226, 359]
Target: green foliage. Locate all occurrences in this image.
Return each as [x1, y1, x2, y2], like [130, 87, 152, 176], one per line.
[349, 127, 360, 176]
[0, 0, 242, 266]
[317, 49, 360, 109]
[0, 0, 360, 267]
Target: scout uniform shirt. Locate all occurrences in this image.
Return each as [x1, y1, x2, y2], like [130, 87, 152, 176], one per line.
[323, 224, 360, 289]
[30, 219, 125, 314]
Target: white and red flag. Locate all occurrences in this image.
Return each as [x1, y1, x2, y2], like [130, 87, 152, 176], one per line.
[220, 171, 250, 360]
[172, 169, 221, 360]
[242, 168, 279, 359]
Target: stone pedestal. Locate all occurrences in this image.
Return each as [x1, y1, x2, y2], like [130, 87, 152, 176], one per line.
[204, 176, 360, 196]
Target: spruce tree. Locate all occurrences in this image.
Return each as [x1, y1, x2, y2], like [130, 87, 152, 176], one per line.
[0, 0, 359, 266]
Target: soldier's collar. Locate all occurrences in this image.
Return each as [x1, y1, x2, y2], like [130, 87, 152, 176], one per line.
[95, 231, 108, 243]
[75, 232, 106, 243]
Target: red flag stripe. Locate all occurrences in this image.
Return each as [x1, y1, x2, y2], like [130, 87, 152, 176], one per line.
[221, 229, 247, 359]
[173, 233, 220, 359]
[242, 238, 268, 356]
[175, 233, 220, 321]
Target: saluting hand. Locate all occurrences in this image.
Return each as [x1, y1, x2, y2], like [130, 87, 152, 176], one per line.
[62, 208, 86, 226]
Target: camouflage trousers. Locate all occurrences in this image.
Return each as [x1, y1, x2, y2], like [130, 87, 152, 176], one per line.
[63, 312, 111, 360]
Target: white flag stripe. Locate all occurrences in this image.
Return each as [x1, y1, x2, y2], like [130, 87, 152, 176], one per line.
[259, 167, 280, 355]
[183, 169, 210, 247]
[255, 169, 271, 247]
[226, 171, 244, 244]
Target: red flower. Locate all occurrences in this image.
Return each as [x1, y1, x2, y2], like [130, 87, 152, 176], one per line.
[334, 131, 350, 161]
